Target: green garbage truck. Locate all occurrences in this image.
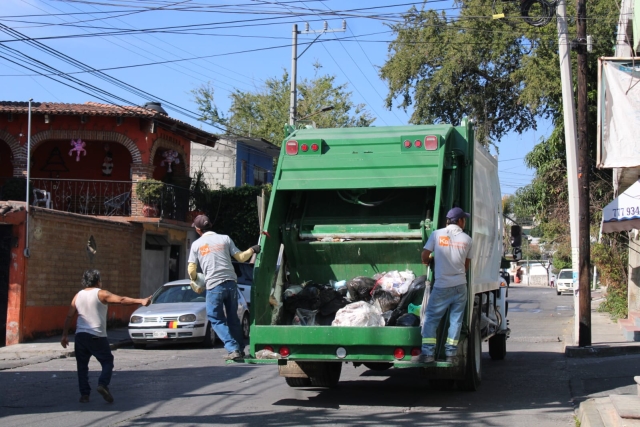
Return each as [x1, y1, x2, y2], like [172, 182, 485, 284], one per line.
[242, 118, 509, 391]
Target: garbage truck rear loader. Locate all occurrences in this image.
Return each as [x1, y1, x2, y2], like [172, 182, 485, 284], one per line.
[243, 119, 509, 391]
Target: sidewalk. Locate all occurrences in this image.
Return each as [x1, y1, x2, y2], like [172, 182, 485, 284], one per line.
[564, 289, 640, 357]
[0, 328, 131, 371]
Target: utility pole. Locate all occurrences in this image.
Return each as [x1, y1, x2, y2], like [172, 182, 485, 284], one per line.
[556, 0, 581, 344]
[576, 0, 591, 347]
[289, 21, 346, 126]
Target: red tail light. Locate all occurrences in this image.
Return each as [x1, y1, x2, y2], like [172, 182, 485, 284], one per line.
[311, 143, 319, 152]
[424, 136, 438, 150]
[279, 346, 290, 357]
[301, 143, 309, 152]
[286, 140, 298, 155]
[414, 140, 422, 148]
[410, 347, 421, 356]
[404, 140, 412, 148]
[393, 347, 405, 360]
[264, 345, 274, 352]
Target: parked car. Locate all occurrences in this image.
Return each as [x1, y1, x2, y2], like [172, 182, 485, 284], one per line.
[233, 261, 254, 305]
[128, 279, 250, 349]
[555, 269, 575, 295]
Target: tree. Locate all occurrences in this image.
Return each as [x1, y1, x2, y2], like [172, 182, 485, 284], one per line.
[192, 68, 374, 146]
[379, 1, 618, 145]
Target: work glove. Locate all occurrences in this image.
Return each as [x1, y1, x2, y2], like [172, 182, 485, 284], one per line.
[250, 245, 261, 254]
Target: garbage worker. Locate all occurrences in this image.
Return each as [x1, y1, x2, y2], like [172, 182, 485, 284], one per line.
[61, 269, 151, 403]
[412, 207, 474, 364]
[188, 214, 260, 361]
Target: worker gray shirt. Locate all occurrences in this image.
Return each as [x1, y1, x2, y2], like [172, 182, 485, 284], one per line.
[424, 224, 474, 288]
[188, 231, 240, 290]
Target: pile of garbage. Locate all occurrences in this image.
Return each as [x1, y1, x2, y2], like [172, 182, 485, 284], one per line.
[281, 270, 428, 327]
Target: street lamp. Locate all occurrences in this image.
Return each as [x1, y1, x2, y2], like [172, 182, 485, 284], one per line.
[297, 105, 334, 121]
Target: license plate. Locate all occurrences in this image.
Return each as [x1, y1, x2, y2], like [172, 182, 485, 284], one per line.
[153, 331, 167, 338]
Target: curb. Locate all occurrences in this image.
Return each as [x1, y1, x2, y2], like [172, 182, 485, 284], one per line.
[565, 344, 640, 358]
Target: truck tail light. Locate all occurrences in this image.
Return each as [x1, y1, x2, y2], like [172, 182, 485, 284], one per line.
[404, 140, 412, 148]
[393, 347, 405, 360]
[424, 135, 438, 150]
[301, 143, 309, 152]
[414, 140, 422, 148]
[311, 143, 319, 152]
[264, 345, 274, 352]
[279, 346, 290, 357]
[410, 347, 421, 356]
[286, 140, 298, 155]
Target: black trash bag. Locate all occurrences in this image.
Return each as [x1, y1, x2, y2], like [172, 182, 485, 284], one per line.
[397, 275, 428, 311]
[395, 313, 420, 327]
[319, 288, 339, 305]
[372, 288, 401, 312]
[382, 310, 394, 325]
[319, 296, 349, 316]
[283, 283, 323, 314]
[346, 276, 376, 302]
[315, 312, 336, 326]
[386, 307, 406, 326]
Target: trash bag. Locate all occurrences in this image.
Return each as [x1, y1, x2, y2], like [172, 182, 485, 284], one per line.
[407, 303, 421, 317]
[319, 296, 349, 316]
[283, 285, 303, 299]
[395, 313, 420, 327]
[319, 288, 339, 306]
[255, 349, 281, 359]
[397, 275, 428, 311]
[283, 283, 323, 314]
[382, 310, 394, 325]
[332, 301, 385, 327]
[372, 288, 401, 312]
[346, 276, 376, 302]
[386, 307, 406, 326]
[293, 308, 318, 326]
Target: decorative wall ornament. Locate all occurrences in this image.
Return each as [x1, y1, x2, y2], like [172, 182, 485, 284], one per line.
[160, 149, 180, 173]
[102, 143, 113, 176]
[41, 147, 68, 177]
[69, 139, 86, 162]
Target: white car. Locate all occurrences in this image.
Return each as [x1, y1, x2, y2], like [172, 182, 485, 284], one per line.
[555, 269, 575, 295]
[128, 279, 250, 349]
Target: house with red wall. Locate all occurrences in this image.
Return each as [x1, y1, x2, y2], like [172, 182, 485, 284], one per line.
[0, 101, 218, 346]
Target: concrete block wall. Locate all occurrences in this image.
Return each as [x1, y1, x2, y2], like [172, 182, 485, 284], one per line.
[190, 141, 236, 189]
[23, 209, 143, 338]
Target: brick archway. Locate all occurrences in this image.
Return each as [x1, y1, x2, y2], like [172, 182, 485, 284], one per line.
[149, 137, 188, 176]
[30, 130, 142, 165]
[0, 130, 25, 176]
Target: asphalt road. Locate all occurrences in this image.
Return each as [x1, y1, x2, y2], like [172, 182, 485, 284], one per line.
[0, 286, 625, 427]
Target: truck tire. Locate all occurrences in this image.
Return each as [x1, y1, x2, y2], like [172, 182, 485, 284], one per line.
[457, 312, 482, 391]
[488, 333, 507, 360]
[202, 323, 215, 348]
[309, 363, 342, 388]
[363, 362, 392, 371]
[285, 377, 312, 387]
[242, 313, 250, 339]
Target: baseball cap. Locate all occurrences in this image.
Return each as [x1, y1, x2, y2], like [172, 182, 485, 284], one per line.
[446, 207, 470, 221]
[192, 214, 212, 230]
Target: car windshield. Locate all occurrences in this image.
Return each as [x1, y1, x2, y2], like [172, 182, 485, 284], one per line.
[558, 271, 573, 279]
[152, 285, 205, 304]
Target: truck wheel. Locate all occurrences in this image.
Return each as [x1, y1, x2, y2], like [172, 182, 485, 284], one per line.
[488, 333, 507, 360]
[363, 362, 392, 371]
[457, 313, 482, 391]
[309, 363, 342, 388]
[242, 313, 250, 339]
[202, 323, 215, 348]
[285, 377, 312, 387]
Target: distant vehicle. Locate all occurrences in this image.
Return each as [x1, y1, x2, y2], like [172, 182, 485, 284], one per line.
[555, 269, 575, 295]
[128, 279, 250, 349]
[233, 261, 254, 305]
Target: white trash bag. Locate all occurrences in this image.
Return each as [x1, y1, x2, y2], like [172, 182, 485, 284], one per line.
[331, 301, 385, 327]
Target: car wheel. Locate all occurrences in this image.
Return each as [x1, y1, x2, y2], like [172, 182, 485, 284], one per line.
[133, 343, 146, 350]
[202, 323, 215, 348]
[557, 291, 561, 296]
[242, 313, 250, 340]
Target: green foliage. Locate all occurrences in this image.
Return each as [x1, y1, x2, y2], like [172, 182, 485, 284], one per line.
[135, 179, 163, 205]
[0, 178, 30, 201]
[192, 68, 375, 146]
[593, 240, 628, 320]
[195, 185, 272, 249]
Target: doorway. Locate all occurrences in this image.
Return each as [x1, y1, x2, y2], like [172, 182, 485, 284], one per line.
[0, 225, 12, 347]
[169, 245, 181, 282]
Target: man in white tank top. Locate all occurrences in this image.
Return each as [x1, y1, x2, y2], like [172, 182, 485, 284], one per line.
[61, 270, 151, 403]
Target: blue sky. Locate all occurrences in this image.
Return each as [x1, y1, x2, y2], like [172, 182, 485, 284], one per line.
[1, 0, 548, 195]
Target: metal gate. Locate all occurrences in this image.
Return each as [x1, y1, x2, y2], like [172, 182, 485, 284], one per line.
[0, 225, 12, 347]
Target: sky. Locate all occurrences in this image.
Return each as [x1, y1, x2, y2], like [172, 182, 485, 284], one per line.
[0, 0, 551, 195]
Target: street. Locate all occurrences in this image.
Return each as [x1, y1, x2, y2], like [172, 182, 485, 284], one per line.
[1, 286, 638, 427]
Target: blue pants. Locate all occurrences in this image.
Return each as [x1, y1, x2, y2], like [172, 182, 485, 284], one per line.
[74, 332, 114, 396]
[206, 280, 244, 353]
[421, 284, 467, 357]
